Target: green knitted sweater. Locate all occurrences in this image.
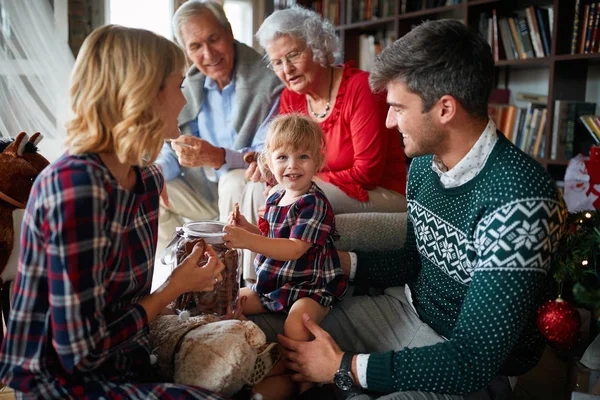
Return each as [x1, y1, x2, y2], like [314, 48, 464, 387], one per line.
[355, 134, 566, 395]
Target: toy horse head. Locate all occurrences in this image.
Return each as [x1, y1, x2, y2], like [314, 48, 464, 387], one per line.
[0, 132, 50, 339]
[0, 132, 50, 209]
[0, 132, 50, 283]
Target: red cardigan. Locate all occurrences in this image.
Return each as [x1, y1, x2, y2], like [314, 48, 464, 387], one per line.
[279, 63, 406, 201]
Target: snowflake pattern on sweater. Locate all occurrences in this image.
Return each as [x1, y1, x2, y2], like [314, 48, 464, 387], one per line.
[357, 134, 566, 395]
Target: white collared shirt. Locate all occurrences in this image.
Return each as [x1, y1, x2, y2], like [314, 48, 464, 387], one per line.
[431, 119, 498, 188]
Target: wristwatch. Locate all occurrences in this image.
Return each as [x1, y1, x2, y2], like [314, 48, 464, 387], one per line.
[333, 352, 356, 391]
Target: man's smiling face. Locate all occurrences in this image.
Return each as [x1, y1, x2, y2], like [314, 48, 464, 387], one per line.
[180, 11, 235, 90]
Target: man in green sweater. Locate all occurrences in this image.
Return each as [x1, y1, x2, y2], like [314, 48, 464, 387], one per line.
[247, 19, 568, 399]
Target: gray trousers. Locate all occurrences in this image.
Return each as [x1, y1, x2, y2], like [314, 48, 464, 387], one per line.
[249, 286, 513, 400]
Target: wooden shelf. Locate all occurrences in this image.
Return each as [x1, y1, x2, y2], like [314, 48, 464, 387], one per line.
[397, 3, 464, 20]
[545, 159, 572, 166]
[468, 0, 501, 5]
[495, 57, 552, 68]
[554, 53, 600, 62]
[338, 15, 397, 31]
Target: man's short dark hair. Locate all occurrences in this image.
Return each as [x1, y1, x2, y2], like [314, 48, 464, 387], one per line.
[369, 19, 494, 118]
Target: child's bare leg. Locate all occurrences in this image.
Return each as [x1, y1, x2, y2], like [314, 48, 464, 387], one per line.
[239, 287, 266, 317]
[285, 297, 330, 394]
[239, 289, 295, 399]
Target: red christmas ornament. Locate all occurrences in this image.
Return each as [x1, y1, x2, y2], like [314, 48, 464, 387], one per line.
[537, 297, 581, 351]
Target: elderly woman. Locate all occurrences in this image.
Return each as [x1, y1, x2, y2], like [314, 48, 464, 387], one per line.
[237, 6, 407, 282]
[250, 6, 405, 211]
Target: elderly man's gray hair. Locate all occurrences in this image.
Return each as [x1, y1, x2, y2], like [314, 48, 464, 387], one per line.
[172, 0, 231, 46]
[256, 6, 340, 66]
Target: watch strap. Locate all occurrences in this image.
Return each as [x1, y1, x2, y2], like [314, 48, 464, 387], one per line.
[340, 352, 356, 375]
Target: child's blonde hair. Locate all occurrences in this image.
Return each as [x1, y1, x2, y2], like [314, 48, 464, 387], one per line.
[65, 25, 187, 166]
[258, 114, 327, 181]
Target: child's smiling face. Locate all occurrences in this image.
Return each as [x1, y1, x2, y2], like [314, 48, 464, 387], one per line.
[270, 146, 316, 197]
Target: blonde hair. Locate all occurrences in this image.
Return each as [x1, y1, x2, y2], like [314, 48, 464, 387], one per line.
[258, 114, 327, 182]
[65, 25, 187, 166]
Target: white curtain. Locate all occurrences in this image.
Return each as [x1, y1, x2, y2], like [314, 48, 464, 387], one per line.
[0, 0, 74, 161]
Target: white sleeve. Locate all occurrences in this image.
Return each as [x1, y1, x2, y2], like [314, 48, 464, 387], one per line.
[356, 353, 370, 388]
[348, 251, 358, 281]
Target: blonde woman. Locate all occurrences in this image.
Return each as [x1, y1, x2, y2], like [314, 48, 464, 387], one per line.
[0, 25, 225, 399]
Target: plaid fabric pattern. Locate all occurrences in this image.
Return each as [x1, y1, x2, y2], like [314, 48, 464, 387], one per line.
[252, 183, 347, 312]
[0, 153, 224, 400]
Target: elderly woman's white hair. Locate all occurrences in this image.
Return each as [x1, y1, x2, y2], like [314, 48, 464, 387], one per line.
[256, 6, 340, 66]
[172, 0, 231, 46]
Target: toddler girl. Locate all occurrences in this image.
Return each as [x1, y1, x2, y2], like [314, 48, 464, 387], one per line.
[223, 114, 347, 393]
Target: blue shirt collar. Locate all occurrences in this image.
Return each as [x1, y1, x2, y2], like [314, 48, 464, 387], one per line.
[204, 75, 236, 91]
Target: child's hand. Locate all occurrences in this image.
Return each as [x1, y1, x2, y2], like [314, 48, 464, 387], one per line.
[227, 203, 253, 231]
[222, 225, 253, 250]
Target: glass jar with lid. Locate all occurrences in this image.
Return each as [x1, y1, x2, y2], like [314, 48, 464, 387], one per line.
[161, 221, 241, 317]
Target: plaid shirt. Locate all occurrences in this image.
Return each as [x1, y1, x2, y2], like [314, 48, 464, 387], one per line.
[0, 153, 224, 400]
[252, 183, 348, 312]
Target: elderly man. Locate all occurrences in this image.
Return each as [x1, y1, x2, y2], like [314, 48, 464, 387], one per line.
[154, 0, 283, 275]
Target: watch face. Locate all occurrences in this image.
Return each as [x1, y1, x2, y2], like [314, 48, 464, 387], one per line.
[334, 371, 353, 391]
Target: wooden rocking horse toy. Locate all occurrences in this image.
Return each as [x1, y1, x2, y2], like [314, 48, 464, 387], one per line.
[0, 132, 49, 335]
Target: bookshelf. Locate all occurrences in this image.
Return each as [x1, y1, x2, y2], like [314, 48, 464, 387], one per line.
[273, 0, 600, 182]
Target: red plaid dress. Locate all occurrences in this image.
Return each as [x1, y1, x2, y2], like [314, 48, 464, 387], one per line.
[0, 153, 224, 400]
[251, 183, 348, 312]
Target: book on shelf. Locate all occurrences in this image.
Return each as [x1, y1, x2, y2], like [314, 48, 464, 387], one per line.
[344, 0, 403, 23]
[518, 102, 546, 154]
[479, 11, 504, 62]
[498, 18, 518, 60]
[507, 17, 526, 59]
[566, 102, 597, 158]
[591, 3, 600, 51]
[572, 0, 582, 54]
[492, 5, 553, 61]
[489, 102, 547, 158]
[357, 30, 394, 71]
[579, 115, 600, 143]
[517, 15, 535, 59]
[552, 101, 597, 160]
[516, 92, 548, 104]
[525, 6, 545, 58]
[570, 0, 600, 54]
[535, 7, 552, 56]
[318, 0, 341, 25]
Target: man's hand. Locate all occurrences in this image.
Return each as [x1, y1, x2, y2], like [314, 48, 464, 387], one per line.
[245, 161, 265, 182]
[171, 136, 226, 169]
[278, 313, 344, 383]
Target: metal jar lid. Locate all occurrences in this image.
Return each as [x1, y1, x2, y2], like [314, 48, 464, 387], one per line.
[181, 221, 226, 245]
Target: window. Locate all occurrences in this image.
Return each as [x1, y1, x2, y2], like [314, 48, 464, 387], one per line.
[108, 0, 173, 39]
[223, 0, 253, 47]
[108, 0, 255, 47]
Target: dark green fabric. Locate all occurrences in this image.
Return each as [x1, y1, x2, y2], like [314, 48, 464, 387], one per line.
[356, 134, 566, 394]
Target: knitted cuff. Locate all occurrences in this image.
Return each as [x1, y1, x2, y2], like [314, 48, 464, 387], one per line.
[366, 351, 397, 393]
